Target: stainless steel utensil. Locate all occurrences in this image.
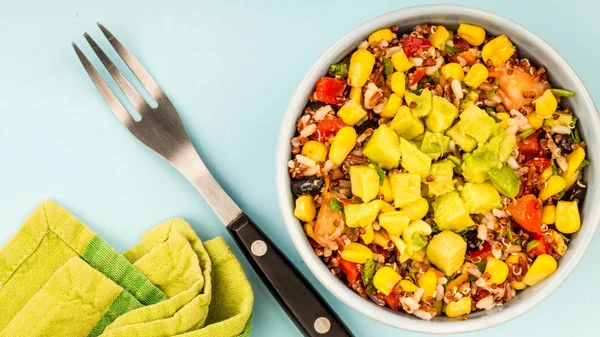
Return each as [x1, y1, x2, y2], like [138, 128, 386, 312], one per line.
[72, 23, 353, 337]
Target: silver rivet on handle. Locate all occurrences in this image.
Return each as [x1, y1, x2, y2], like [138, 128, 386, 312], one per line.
[251, 240, 268, 257]
[314, 317, 331, 334]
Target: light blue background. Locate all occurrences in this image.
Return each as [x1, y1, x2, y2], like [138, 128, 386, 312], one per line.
[1, 0, 598, 336]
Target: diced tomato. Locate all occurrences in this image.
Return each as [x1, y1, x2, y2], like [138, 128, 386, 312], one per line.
[314, 77, 347, 105]
[383, 292, 400, 311]
[402, 36, 432, 57]
[488, 70, 505, 78]
[523, 157, 551, 173]
[311, 116, 346, 141]
[410, 68, 426, 86]
[506, 194, 542, 234]
[469, 241, 492, 261]
[518, 133, 539, 155]
[529, 233, 550, 256]
[339, 258, 360, 284]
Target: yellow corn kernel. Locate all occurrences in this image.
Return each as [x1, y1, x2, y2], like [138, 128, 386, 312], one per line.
[349, 86, 363, 105]
[541, 205, 556, 225]
[349, 49, 376, 87]
[399, 279, 419, 292]
[523, 254, 557, 286]
[539, 175, 566, 201]
[411, 248, 426, 262]
[566, 147, 585, 176]
[467, 91, 479, 102]
[389, 234, 406, 255]
[481, 35, 516, 66]
[457, 23, 486, 46]
[294, 195, 316, 222]
[541, 166, 553, 182]
[496, 112, 510, 129]
[429, 25, 450, 50]
[380, 93, 402, 118]
[301, 140, 328, 162]
[337, 100, 367, 126]
[329, 126, 357, 165]
[388, 71, 406, 97]
[380, 202, 396, 213]
[506, 253, 528, 290]
[441, 63, 465, 81]
[445, 297, 472, 318]
[373, 231, 390, 248]
[368, 28, 394, 44]
[340, 242, 374, 264]
[391, 50, 414, 72]
[561, 169, 579, 191]
[361, 223, 375, 245]
[534, 89, 558, 118]
[463, 63, 489, 89]
[555, 201, 581, 234]
[418, 270, 438, 301]
[526, 113, 544, 130]
[373, 266, 402, 295]
[401, 198, 429, 221]
[378, 211, 410, 236]
[511, 280, 527, 291]
[485, 257, 509, 284]
[304, 222, 315, 240]
[379, 176, 394, 202]
[551, 230, 568, 256]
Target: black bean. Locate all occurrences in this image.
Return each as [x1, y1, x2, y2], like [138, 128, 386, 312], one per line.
[305, 101, 327, 113]
[291, 176, 324, 195]
[464, 230, 482, 252]
[354, 119, 379, 136]
[564, 183, 586, 204]
[557, 135, 575, 154]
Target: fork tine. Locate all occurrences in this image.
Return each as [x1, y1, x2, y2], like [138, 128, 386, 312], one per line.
[83, 32, 151, 114]
[97, 23, 163, 100]
[72, 42, 135, 127]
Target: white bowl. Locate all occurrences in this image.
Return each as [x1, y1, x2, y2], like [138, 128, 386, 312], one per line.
[276, 5, 599, 334]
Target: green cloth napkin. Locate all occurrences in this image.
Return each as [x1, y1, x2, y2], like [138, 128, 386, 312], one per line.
[0, 201, 254, 337]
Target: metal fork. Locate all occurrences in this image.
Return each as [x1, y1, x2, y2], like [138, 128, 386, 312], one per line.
[72, 23, 353, 337]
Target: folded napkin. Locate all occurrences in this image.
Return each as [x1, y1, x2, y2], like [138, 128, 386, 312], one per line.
[0, 201, 253, 337]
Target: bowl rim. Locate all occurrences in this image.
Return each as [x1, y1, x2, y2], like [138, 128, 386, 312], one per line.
[276, 4, 600, 334]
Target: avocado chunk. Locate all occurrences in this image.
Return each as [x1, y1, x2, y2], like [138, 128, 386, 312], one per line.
[447, 121, 477, 153]
[402, 219, 433, 243]
[427, 160, 456, 197]
[388, 106, 425, 140]
[400, 138, 432, 181]
[488, 165, 521, 198]
[499, 132, 516, 163]
[363, 125, 401, 169]
[399, 234, 429, 263]
[460, 182, 502, 214]
[378, 211, 410, 236]
[344, 200, 388, 228]
[426, 95, 459, 133]
[461, 129, 504, 183]
[350, 165, 380, 203]
[543, 113, 572, 128]
[432, 191, 475, 231]
[459, 105, 498, 144]
[337, 99, 367, 126]
[421, 131, 451, 159]
[404, 89, 433, 117]
[389, 172, 422, 208]
[426, 231, 467, 276]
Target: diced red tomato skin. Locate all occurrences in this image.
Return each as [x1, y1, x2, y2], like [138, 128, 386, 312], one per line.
[507, 194, 542, 234]
[339, 258, 360, 284]
[383, 292, 400, 310]
[314, 77, 347, 105]
[410, 68, 426, 86]
[402, 36, 432, 57]
[524, 157, 551, 172]
[518, 133, 540, 155]
[469, 241, 492, 261]
[311, 116, 346, 141]
[529, 233, 550, 256]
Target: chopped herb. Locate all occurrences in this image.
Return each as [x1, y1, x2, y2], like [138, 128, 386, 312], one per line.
[507, 220, 513, 240]
[432, 70, 441, 84]
[366, 283, 377, 296]
[558, 190, 565, 200]
[460, 81, 467, 90]
[573, 127, 581, 143]
[355, 117, 368, 126]
[519, 128, 535, 139]
[446, 274, 455, 283]
[382, 57, 394, 76]
[579, 159, 590, 170]
[489, 89, 497, 98]
[526, 240, 539, 252]
[371, 164, 386, 185]
[326, 199, 343, 212]
[457, 226, 475, 236]
[572, 116, 579, 124]
[416, 82, 423, 92]
[494, 78, 500, 86]
[445, 44, 462, 54]
[362, 259, 377, 286]
[407, 266, 417, 282]
[328, 62, 349, 78]
[557, 231, 571, 243]
[551, 159, 559, 175]
[485, 109, 502, 122]
[467, 275, 477, 282]
[447, 155, 462, 167]
[551, 88, 576, 97]
[514, 238, 522, 246]
[474, 262, 486, 273]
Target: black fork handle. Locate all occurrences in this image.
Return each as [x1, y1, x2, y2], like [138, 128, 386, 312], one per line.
[228, 213, 354, 337]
